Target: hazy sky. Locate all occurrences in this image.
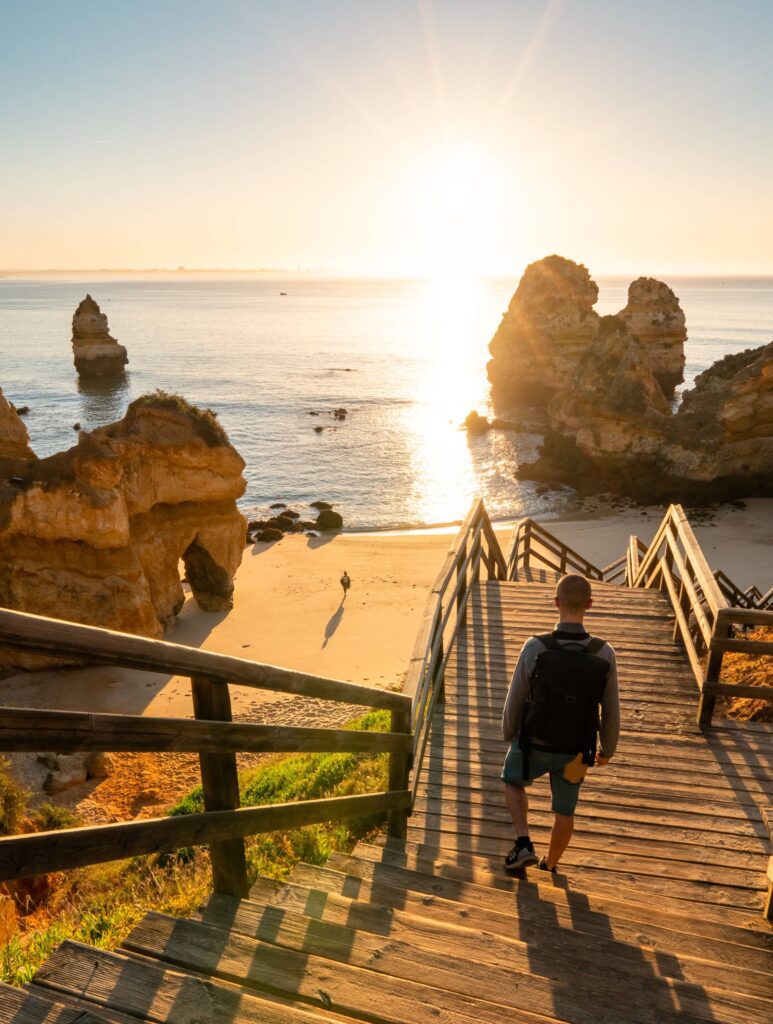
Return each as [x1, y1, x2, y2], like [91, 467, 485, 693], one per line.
[1, 0, 771, 275]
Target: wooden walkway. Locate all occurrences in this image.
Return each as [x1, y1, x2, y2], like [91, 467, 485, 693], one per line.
[4, 578, 773, 1024]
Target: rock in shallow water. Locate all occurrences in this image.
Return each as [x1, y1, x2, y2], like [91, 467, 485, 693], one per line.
[71, 295, 129, 378]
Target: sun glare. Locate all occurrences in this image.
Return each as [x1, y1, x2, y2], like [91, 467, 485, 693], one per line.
[403, 143, 512, 277]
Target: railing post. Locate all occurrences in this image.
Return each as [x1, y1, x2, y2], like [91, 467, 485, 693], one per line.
[191, 674, 249, 897]
[387, 706, 411, 840]
[456, 540, 467, 625]
[431, 602, 445, 705]
[673, 578, 690, 643]
[698, 616, 730, 731]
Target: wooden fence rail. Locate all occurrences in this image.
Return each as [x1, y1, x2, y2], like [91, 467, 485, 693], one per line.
[624, 504, 773, 728]
[0, 609, 413, 894]
[406, 499, 507, 813]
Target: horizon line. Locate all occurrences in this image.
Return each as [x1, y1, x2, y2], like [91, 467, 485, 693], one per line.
[2, 267, 772, 280]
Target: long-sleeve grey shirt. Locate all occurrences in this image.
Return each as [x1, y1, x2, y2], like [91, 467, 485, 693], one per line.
[501, 621, 621, 758]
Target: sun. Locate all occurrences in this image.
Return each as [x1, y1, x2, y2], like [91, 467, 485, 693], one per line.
[402, 142, 514, 277]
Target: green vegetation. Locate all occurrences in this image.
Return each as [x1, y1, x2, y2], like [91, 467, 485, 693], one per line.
[31, 803, 82, 832]
[126, 389, 229, 446]
[0, 757, 26, 836]
[1, 710, 390, 986]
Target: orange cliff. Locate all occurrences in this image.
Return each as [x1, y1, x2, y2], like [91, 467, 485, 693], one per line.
[0, 393, 247, 669]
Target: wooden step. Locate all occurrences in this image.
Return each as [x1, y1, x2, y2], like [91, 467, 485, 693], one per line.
[245, 870, 773, 981]
[120, 910, 597, 1024]
[189, 887, 773, 1024]
[30, 940, 351, 1024]
[339, 844, 772, 945]
[404, 823, 766, 910]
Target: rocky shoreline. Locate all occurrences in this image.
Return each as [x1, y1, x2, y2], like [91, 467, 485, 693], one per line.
[486, 255, 772, 504]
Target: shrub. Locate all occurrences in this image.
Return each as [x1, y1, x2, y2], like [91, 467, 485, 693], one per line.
[32, 803, 81, 832]
[127, 390, 229, 446]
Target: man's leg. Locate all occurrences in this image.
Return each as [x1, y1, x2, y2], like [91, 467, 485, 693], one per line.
[504, 782, 529, 836]
[546, 812, 574, 869]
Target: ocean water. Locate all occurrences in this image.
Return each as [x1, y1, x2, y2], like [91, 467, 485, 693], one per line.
[0, 274, 770, 531]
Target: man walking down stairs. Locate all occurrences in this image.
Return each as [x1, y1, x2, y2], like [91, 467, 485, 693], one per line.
[501, 574, 621, 874]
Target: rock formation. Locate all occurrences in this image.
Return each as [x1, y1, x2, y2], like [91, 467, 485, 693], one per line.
[0, 392, 247, 670]
[617, 277, 686, 395]
[520, 336, 773, 502]
[487, 255, 601, 405]
[71, 295, 128, 377]
[487, 256, 688, 406]
[0, 389, 35, 460]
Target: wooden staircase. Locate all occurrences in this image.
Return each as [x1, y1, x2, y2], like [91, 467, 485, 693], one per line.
[3, 573, 772, 1024]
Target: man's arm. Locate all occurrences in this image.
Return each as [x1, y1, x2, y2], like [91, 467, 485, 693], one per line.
[597, 645, 620, 761]
[502, 638, 540, 741]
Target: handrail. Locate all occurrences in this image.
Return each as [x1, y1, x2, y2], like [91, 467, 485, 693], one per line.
[407, 498, 507, 812]
[0, 607, 413, 893]
[506, 517, 605, 581]
[626, 504, 773, 728]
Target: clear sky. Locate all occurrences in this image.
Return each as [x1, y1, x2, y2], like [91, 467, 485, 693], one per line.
[1, 0, 771, 275]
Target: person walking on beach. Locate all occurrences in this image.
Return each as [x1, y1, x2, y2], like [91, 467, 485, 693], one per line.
[501, 573, 620, 874]
[340, 570, 351, 601]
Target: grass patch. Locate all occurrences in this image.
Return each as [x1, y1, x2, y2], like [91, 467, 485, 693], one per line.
[1, 710, 390, 985]
[126, 389, 229, 446]
[0, 757, 26, 836]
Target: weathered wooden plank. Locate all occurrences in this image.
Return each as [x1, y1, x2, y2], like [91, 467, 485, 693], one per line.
[404, 825, 765, 909]
[0, 984, 129, 1024]
[0, 790, 410, 882]
[301, 851, 768, 939]
[199, 887, 773, 1006]
[32, 942, 362, 1024]
[409, 804, 769, 864]
[351, 841, 773, 943]
[244, 873, 773, 980]
[0, 606, 411, 711]
[122, 912, 571, 1024]
[0, 707, 412, 755]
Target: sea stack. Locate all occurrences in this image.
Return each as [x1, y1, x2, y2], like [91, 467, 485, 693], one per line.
[71, 294, 128, 377]
[0, 388, 35, 460]
[616, 277, 687, 396]
[520, 336, 773, 503]
[0, 391, 247, 670]
[487, 255, 600, 406]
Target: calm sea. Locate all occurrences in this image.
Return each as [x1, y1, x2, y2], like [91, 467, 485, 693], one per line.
[0, 275, 770, 531]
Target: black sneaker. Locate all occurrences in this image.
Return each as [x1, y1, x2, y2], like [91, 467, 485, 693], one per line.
[505, 843, 538, 873]
[538, 856, 557, 874]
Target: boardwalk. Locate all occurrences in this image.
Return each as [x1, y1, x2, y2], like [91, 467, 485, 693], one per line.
[5, 572, 771, 1024]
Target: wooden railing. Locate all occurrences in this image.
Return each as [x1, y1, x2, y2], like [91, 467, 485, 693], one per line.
[0, 608, 412, 894]
[625, 504, 773, 728]
[506, 517, 606, 581]
[406, 499, 507, 813]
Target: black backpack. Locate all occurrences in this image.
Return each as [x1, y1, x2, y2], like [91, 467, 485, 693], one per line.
[519, 631, 610, 777]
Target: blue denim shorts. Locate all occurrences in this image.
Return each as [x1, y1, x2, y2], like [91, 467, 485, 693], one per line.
[501, 743, 585, 816]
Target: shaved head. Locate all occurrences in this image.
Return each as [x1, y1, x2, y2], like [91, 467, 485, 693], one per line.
[555, 574, 592, 612]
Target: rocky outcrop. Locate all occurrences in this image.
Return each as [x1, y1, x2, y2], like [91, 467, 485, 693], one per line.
[0, 392, 247, 670]
[0, 390, 35, 460]
[71, 295, 128, 377]
[520, 337, 773, 502]
[487, 257, 688, 406]
[617, 277, 686, 395]
[487, 255, 600, 405]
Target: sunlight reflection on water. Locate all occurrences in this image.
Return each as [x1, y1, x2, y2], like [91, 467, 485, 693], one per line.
[0, 274, 770, 530]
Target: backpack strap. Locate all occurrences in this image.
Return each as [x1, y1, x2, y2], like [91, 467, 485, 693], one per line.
[534, 632, 561, 650]
[586, 636, 607, 654]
